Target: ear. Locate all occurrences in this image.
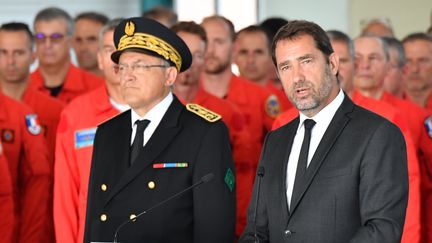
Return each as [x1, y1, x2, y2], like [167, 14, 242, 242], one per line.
[164, 66, 178, 86]
[97, 50, 103, 70]
[328, 52, 339, 76]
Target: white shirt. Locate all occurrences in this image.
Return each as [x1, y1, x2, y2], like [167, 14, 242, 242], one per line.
[286, 89, 344, 207]
[130, 92, 173, 146]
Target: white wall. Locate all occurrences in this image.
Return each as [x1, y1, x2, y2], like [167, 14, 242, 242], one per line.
[0, 0, 141, 27]
[262, 0, 349, 33]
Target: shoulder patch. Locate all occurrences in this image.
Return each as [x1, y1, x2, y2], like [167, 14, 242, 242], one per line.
[425, 115, 432, 139]
[265, 94, 280, 118]
[25, 114, 41, 135]
[186, 103, 221, 122]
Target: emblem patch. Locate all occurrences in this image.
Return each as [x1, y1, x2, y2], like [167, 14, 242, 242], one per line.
[265, 95, 280, 118]
[1, 129, 14, 143]
[25, 114, 41, 135]
[75, 128, 97, 149]
[425, 116, 432, 139]
[224, 168, 235, 192]
[186, 103, 221, 122]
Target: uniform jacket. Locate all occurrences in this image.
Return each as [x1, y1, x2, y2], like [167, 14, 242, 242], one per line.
[240, 95, 408, 243]
[84, 96, 236, 243]
[0, 92, 51, 243]
[29, 64, 104, 104]
[0, 150, 14, 243]
[54, 86, 120, 243]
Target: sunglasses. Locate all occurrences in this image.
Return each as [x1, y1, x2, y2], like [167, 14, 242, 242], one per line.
[34, 33, 65, 44]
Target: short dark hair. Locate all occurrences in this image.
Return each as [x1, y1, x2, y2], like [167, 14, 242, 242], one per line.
[0, 22, 34, 47]
[75, 11, 109, 25]
[202, 15, 236, 41]
[142, 6, 178, 27]
[402, 32, 432, 44]
[271, 20, 333, 65]
[34, 7, 74, 36]
[171, 21, 207, 44]
[235, 25, 271, 49]
[260, 17, 288, 41]
[382, 37, 406, 68]
[326, 30, 354, 60]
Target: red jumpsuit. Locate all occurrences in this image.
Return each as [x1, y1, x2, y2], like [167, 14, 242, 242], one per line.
[224, 74, 281, 236]
[273, 91, 422, 243]
[0, 145, 14, 243]
[29, 64, 104, 104]
[54, 86, 120, 243]
[0, 92, 51, 243]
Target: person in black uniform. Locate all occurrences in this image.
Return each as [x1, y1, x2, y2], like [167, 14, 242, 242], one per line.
[83, 17, 236, 243]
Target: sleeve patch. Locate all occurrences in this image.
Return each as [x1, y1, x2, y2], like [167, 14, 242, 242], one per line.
[186, 103, 221, 122]
[265, 94, 281, 118]
[224, 168, 235, 192]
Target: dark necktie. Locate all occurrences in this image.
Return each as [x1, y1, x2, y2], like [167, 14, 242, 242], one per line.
[130, 119, 150, 165]
[293, 119, 316, 187]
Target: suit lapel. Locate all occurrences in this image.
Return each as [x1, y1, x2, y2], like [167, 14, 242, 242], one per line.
[104, 97, 184, 205]
[289, 95, 354, 216]
[276, 118, 299, 221]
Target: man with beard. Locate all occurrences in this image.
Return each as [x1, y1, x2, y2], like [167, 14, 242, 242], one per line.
[201, 15, 281, 237]
[240, 20, 408, 242]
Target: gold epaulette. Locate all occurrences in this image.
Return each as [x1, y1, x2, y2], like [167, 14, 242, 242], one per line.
[186, 103, 221, 123]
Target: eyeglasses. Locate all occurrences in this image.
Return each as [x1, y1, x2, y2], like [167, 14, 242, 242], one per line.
[115, 63, 169, 75]
[34, 33, 65, 44]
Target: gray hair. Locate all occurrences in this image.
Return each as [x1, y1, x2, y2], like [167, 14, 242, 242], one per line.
[382, 37, 406, 68]
[326, 30, 355, 60]
[355, 35, 390, 61]
[34, 7, 74, 36]
[98, 18, 123, 49]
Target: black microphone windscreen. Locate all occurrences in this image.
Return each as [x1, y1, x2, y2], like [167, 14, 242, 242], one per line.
[201, 173, 214, 183]
[257, 166, 265, 177]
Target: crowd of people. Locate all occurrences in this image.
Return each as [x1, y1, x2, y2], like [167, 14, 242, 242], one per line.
[0, 5, 431, 243]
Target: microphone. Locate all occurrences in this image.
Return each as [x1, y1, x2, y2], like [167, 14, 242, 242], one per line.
[253, 166, 265, 243]
[113, 173, 214, 243]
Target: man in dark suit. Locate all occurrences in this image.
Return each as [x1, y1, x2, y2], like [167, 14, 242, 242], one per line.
[83, 17, 236, 243]
[240, 20, 408, 243]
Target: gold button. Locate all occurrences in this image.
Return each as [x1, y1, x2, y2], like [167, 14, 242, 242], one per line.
[100, 214, 107, 221]
[101, 184, 107, 191]
[148, 181, 155, 189]
[130, 214, 137, 221]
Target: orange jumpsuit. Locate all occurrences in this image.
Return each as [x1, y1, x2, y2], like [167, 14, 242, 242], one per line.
[223, 74, 281, 236]
[29, 64, 104, 104]
[266, 80, 292, 112]
[0, 92, 51, 243]
[54, 86, 120, 243]
[273, 91, 422, 243]
[22, 88, 63, 243]
[0, 146, 14, 243]
[380, 92, 432, 243]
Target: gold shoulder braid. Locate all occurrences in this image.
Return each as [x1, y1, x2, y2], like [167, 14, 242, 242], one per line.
[186, 104, 221, 122]
[118, 32, 182, 71]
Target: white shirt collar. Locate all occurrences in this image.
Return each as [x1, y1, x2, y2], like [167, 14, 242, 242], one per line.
[298, 89, 344, 130]
[130, 92, 174, 146]
[109, 97, 130, 112]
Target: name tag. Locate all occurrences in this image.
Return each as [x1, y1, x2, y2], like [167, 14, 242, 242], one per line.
[75, 128, 97, 149]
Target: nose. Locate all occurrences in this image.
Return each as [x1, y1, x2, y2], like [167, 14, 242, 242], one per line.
[292, 64, 305, 83]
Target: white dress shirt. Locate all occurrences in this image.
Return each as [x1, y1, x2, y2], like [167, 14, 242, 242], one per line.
[130, 92, 173, 146]
[286, 89, 344, 207]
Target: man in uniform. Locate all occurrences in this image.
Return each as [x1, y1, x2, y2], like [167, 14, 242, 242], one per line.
[84, 17, 236, 243]
[0, 22, 64, 164]
[29, 7, 103, 104]
[201, 16, 280, 236]
[54, 18, 129, 243]
[234, 25, 291, 111]
[72, 12, 109, 77]
[0, 91, 51, 242]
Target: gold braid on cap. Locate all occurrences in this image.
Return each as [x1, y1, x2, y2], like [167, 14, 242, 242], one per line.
[118, 33, 182, 71]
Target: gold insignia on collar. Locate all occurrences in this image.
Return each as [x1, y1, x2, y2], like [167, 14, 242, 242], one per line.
[186, 103, 221, 123]
[125, 21, 135, 36]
